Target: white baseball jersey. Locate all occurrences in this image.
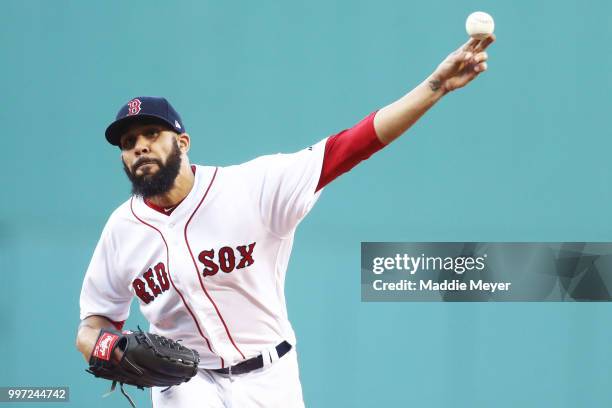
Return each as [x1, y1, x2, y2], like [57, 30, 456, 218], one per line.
[80, 138, 327, 369]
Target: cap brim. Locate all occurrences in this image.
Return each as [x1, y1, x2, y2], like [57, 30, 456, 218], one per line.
[105, 114, 177, 146]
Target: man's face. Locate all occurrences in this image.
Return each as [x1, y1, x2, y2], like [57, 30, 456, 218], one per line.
[119, 122, 183, 198]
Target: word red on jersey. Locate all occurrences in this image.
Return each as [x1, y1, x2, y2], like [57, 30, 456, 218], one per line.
[132, 262, 171, 304]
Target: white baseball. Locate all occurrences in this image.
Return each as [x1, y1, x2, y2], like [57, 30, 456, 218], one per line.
[465, 11, 495, 39]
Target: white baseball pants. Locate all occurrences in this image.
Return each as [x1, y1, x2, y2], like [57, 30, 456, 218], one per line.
[151, 347, 305, 408]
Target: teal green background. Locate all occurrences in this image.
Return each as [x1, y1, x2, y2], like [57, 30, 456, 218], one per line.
[2, 0, 611, 407]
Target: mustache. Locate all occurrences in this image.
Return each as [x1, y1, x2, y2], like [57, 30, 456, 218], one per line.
[132, 157, 162, 172]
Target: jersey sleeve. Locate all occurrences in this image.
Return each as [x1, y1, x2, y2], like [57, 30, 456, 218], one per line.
[243, 138, 327, 238]
[316, 111, 384, 191]
[79, 220, 133, 322]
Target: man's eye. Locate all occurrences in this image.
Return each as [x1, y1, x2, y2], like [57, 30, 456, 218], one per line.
[121, 137, 135, 149]
[145, 129, 159, 137]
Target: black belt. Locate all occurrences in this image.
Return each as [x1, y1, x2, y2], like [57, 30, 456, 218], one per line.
[211, 341, 292, 375]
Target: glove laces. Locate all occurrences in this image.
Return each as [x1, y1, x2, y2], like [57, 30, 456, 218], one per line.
[102, 380, 137, 408]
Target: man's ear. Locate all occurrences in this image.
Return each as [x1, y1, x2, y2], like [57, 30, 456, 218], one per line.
[177, 133, 191, 153]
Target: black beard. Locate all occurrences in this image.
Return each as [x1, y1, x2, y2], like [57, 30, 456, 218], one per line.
[123, 140, 182, 199]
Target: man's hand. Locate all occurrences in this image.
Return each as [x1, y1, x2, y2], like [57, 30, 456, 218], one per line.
[428, 34, 496, 94]
[373, 34, 497, 144]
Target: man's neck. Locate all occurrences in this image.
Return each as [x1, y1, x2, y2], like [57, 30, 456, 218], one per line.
[147, 163, 195, 208]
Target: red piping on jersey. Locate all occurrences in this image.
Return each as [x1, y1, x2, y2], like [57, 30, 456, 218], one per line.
[184, 167, 247, 362]
[129, 197, 222, 367]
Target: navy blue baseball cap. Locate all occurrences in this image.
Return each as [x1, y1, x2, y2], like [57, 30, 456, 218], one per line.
[105, 96, 186, 146]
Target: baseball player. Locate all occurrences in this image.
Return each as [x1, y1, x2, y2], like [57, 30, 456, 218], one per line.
[77, 35, 495, 407]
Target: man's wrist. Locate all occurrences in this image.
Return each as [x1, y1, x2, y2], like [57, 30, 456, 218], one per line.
[424, 75, 448, 99]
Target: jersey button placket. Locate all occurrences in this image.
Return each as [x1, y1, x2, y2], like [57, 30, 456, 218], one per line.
[165, 219, 177, 246]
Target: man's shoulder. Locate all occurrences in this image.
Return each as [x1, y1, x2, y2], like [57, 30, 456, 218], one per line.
[193, 140, 327, 176]
[103, 199, 136, 230]
[204, 152, 288, 173]
[193, 159, 273, 179]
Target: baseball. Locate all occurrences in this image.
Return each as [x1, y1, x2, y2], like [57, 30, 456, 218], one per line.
[465, 11, 495, 39]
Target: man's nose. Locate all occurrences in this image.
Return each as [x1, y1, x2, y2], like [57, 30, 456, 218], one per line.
[134, 134, 151, 156]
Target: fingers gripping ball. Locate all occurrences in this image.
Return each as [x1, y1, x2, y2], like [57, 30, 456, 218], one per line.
[465, 11, 495, 39]
[87, 328, 200, 407]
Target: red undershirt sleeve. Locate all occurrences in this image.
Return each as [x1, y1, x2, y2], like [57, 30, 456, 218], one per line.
[316, 111, 385, 192]
[111, 320, 125, 330]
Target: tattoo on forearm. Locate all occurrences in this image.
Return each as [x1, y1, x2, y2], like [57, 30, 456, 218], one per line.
[428, 79, 442, 92]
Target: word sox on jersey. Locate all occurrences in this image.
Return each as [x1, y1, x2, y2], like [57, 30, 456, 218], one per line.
[132, 242, 256, 304]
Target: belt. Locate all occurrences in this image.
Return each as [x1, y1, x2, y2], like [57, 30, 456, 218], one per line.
[211, 341, 292, 375]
